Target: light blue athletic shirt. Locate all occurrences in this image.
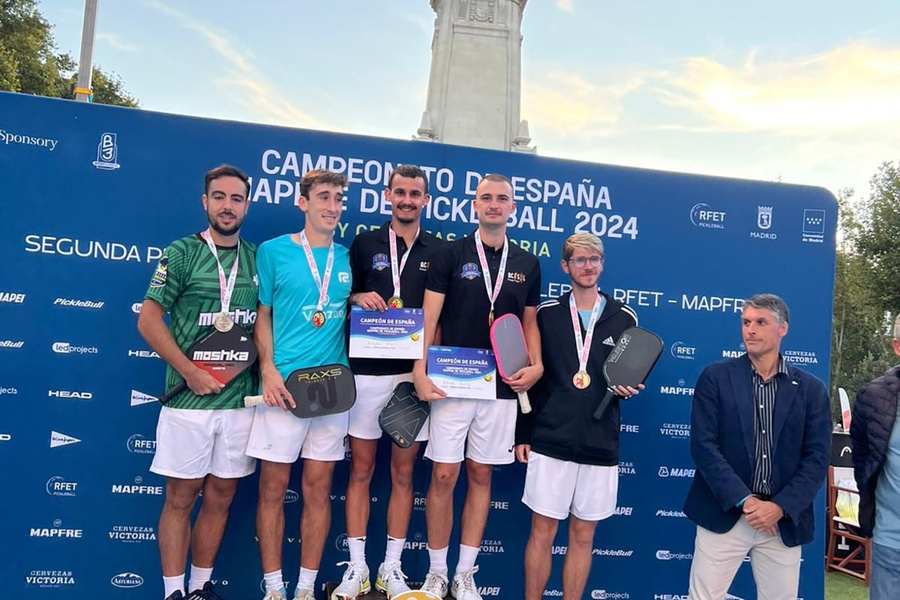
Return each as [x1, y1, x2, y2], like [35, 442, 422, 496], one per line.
[577, 297, 607, 330]
[257, 234, 352, 379]
[875, 401, 900, 548]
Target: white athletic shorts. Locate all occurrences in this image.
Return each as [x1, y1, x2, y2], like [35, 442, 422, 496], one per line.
[349, 373, 429, 442]
[150, 406, 256, 479]
[245, 403, 348, 464]
[424, 397, 516, 465]
[522, 451, 618, 521]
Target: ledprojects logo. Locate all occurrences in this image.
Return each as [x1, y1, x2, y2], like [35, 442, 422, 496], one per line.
[51, 342, 99, 355]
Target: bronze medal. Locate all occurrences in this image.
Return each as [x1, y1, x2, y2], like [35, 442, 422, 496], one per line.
[214, 312, 234, 333]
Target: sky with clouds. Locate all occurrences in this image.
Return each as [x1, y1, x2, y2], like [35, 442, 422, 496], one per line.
[39, 0, 900, 198]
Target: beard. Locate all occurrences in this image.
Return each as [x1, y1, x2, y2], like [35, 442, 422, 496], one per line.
[208, 211, 243, 237]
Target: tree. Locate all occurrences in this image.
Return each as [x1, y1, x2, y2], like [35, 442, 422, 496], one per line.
[856, 162, 900, 313]
[0, 0, 137, 107]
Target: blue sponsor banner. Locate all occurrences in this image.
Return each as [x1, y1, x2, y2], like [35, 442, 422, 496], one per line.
[0, 91, 835, 599]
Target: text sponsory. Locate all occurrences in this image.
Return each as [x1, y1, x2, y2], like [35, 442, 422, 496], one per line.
[0, 129, 58, 151]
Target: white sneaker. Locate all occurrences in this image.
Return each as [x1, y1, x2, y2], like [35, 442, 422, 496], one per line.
[450, 566, 481, 600]
[263, 588, 287, 600]
[331, 561, 371, 600]
[375, 561, 411, 599]
[294, 589, 315, 600]
[419, 569, 449, 599]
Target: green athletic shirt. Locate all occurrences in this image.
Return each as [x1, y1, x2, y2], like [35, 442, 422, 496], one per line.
[144, 232, 259, 409]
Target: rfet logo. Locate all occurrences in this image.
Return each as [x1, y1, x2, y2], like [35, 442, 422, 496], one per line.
[46, 476, 78, 497]
[126, 434, 156, 454]
[690, 203, 726, 229]
[334, 533, 349, 553]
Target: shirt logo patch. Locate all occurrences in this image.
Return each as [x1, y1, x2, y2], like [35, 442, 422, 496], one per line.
[149, 257, 167, 288]
[338, 272, 350, 284]
[603, 336, 616, 346]
[372, 253, 389, 271]
[419, 261, 430, 272]
[461, 263, 482, 280]
[507, 271, 526, 284]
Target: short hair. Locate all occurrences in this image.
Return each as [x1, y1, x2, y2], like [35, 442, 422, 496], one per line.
[205, 164, 250, 197]
[743, 293, 790, 325]
[388, 165, 429, 195]
[299, 169, 348, 200]
[562, 233, 605, 262]
[893, 314, 900, 340]
[476, 173, 512, 193]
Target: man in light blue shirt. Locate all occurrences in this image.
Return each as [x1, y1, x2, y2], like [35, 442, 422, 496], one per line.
[246, 169, 352, 600]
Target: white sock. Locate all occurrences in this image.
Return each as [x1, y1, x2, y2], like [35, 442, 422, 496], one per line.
[188, 565, 213, 593]
[455, 544, 479, 575]
[384, 536, 405, 565]
[427, 545, 448, 573]
[163, 575, 184, 599]
[297, 567, 317, 592]
[263, 570, 283, 593]
[348, 535, 367, 564]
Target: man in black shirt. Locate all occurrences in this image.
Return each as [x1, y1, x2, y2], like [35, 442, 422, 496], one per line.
[515, 233, 640, 600]
[414, 174, 543, 600]
[332, 166, 443, 600]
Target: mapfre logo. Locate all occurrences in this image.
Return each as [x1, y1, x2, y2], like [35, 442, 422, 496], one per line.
[51, 342, 99, 355]
[621, 423, 639, 433]
[0, 292, 25, 303]
[109, 525, 156, 543]
[48, 390, 93, 400]
[126, 434, 156, 454]
[110, 573, 143, 589]
[659, 379, 694, 396]
[25, 570, 75, 588]
[130, 390, 157, 407]
[111, 476, 163, 496]
[404, 533, 427, 551]
[50, 431, 81, 448]
[46, 476, 78, 497]
[30, 519, 82, 538]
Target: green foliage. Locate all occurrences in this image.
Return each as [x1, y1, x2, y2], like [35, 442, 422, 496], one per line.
[0, 0, 137, 107]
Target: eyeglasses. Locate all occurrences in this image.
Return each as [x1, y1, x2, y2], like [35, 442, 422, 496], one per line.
[567, 256, 603, 268]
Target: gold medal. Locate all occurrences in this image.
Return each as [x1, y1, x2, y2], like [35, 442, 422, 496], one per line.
[214, 312, 234, 333]
[388, 296, 404, 309]
[488, 310, 494, 326]
[573, 371, 591, 389]
[312, 310, 326, 328]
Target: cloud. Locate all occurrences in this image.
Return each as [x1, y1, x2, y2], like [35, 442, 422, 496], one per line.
[145, 1, 327, 130]
[522, 71, 644, 137]
[556, 0, 575, 13]
[96, 32, 139, 53]
[659, 42, 900, 133]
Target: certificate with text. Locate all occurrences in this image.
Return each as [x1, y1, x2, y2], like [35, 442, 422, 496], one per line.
[349, 306, 425, 359]
[427, 346, 497, 400]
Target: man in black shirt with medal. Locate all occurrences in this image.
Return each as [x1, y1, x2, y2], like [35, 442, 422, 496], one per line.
[331, 165, 443, 600]
[414, 174, 543, 600]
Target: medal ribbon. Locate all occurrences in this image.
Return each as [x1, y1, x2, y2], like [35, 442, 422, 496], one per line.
[474, 230, 508, 319]
[389, 227, 419, 300]
[299, 231, 334, 313]
[202, 229, 240, 315]
[569, 293, 603, 375]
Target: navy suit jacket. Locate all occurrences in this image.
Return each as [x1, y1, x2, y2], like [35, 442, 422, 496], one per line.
[682, 354, 832, 547]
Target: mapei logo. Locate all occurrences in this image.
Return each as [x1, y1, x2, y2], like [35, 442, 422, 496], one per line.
[655, 550, 693, 561]
[0, 292, 25, 303]
[50, 431, 81, 448]
[659, 380, 694, 396]
[51, 342, 99, 355]
[110, 573, 143, 589]
[460, 262, 481, 280]
[670, 342, 696, 360]
[46, 476, 78, 497]
[690, 203, 726, 229]
[613, 506, 633, 516]
[478, 587, 501, 597]
[93, 132, 121, 170]
[111, 475, 163, 495]
[131, 389, 157, 406]
[25, 570, 75, 587]
[48, 390, 93, 400]
[372, 253, 389, 271]
[126, 434, 156, 454]
[658, 466, 695, 478]
[30, 519, 82, 538]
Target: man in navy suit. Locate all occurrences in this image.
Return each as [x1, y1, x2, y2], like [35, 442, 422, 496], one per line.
[683, 294, 831, 600]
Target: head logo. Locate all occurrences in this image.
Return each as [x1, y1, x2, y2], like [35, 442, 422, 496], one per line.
[50, 431, 81, 448]
[670, 342, 696, 360]
[110, 573, 143, 588]
[461, 263, 481, 280]
[126, 434, 156, 454]
[46, 476, 78, 497]
[48, 390, 93, 400]
[93, 132, 121, 170]
[690, 203, 726, 229]
[130, 390, 157, 407]
[372, 253, 389, 271]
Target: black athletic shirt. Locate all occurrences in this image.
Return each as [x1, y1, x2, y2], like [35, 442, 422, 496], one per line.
[348, 223, 443, 376]
[425, 231, 542, 399]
